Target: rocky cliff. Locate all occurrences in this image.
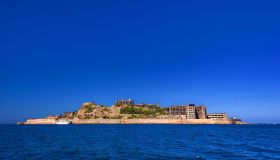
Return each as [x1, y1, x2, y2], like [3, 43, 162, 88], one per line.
[75, 101, 121, 119]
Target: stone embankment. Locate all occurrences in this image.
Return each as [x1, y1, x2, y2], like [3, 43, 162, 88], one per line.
[73, 118, 244, 124]
[20, 118, 245, 125]
[24, 118, 57, 124]
[21, 118, 245, 124]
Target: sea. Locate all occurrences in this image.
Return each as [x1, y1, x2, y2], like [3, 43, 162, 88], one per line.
[0, 124, 279, 160]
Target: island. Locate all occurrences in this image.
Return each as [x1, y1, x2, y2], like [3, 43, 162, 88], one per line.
[18, 99, 246, 125]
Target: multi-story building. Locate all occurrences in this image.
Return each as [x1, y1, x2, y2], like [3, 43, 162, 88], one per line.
[169, 104, 198, 119]
[195, 106, 207, 119]
[169, 105, 186, 115]
[169, 104, 209, 119]
[186, 106, 196, 119]
[115, 98, 134, 106]
[207, 113, 228, 119]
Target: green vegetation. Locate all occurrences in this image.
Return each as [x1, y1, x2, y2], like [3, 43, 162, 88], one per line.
[129, 114, 144, 119]
[115, 103, 121, 107]
[154, 107, 166, 115]
[85, 105, 93, 113]
[102, 107, 110, 112]
[121, 106, 144, 114]
[120, 106, 167, 115]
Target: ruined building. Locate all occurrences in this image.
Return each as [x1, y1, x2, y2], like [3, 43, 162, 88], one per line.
[207, 113, 228, 119]
[195, 106, 207, 119]
[115, 98, 134, 106]
[169, 104, 207, 119]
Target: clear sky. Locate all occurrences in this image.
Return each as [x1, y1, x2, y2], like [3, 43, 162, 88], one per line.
[0, 0, 279, 123]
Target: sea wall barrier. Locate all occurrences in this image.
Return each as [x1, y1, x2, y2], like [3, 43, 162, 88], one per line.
[22, 118, 244, 124]
[74, 118, 239, 124]
[25, 118, 57, 124]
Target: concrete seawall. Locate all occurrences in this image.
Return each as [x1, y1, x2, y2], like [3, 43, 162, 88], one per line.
[73, 119, 242, 124]
[74, 119, 121, 124]
[25, 118, 57, 124]
[22, 118, 244, 124]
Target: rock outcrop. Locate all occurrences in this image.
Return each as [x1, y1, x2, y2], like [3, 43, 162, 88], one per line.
[75, 102, 121, 120]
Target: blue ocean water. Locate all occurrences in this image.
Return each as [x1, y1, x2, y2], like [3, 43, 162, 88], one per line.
[0, 124, 279, 160]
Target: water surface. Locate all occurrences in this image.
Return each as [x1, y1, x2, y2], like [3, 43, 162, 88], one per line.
[0, 124, 279, 159]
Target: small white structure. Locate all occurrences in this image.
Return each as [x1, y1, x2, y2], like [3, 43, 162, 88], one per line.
[56, 120, 71, 125]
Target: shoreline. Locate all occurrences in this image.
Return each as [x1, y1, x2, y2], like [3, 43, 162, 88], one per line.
[17, 100, 247, 125]
[19, 118, 247, 125]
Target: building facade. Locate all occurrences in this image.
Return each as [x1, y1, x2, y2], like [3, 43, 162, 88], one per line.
[207, 113, 228, 119]
[186, 106, 196, 119]
[195, 106, 207, 119]
[169, 104, 202, 119]
[115, 98, 134, 106]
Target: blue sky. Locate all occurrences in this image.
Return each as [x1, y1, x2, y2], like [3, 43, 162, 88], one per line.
[0, 0, 279, 123]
